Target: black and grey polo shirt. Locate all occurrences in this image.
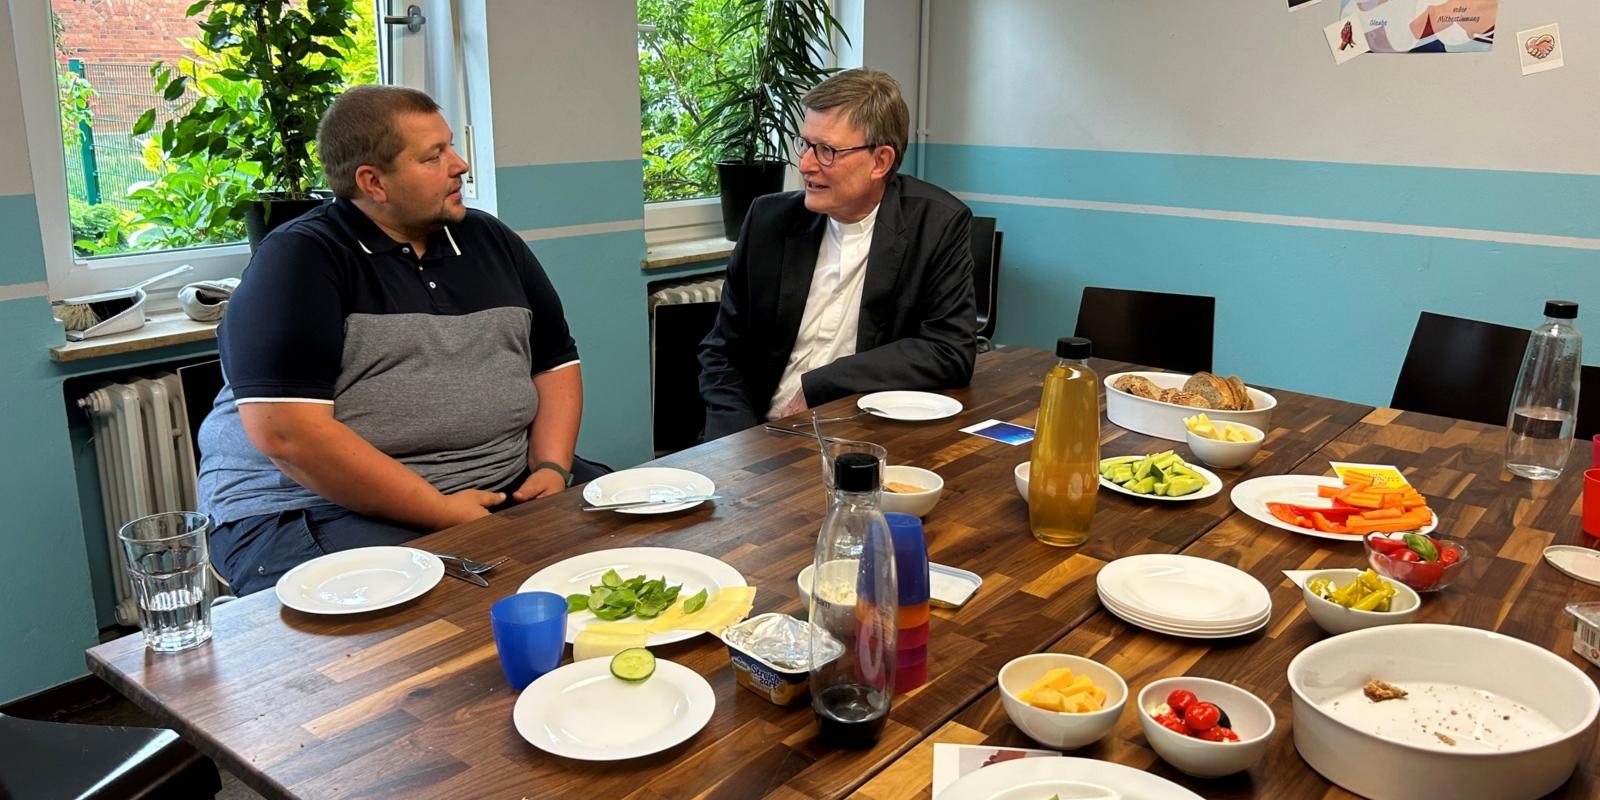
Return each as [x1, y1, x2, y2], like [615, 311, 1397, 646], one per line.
[197, 198, 578, 525]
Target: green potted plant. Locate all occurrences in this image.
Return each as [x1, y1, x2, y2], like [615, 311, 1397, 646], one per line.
[134, 0, 360, 249]
[696, 0, 847, 240]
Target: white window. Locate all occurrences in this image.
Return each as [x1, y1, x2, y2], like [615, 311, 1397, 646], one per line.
[16, 0, 485, 303]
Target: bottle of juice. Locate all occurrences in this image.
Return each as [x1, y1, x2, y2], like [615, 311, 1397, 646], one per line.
[1029, 337, 1099, 546]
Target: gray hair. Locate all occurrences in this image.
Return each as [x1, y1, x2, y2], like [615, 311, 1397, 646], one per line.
[802, 69, 910, 173]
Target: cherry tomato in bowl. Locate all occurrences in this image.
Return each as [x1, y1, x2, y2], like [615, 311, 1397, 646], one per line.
[1364, 532, 1468, 593]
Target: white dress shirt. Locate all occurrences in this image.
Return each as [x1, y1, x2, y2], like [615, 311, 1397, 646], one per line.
[766, 204, 880, 419]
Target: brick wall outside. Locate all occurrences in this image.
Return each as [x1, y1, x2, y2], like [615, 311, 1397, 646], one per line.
[53, 0, 201, 69]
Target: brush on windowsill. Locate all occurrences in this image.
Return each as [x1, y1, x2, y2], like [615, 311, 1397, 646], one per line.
[51, 265, 193, 336]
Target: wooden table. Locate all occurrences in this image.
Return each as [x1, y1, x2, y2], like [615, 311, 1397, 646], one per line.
[86, 348, 1370, 799]
[858, 408, 1600, 799]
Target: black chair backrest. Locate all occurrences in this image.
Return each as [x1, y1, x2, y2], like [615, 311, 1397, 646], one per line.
[1577, 364, 1600, 442]
[177, 359, 225, 463]
[653, 301, 723, 454]
[969, 216, 1000, 339]
[1391, 312, 1529, 427]
[1074, 287, 1215, 374]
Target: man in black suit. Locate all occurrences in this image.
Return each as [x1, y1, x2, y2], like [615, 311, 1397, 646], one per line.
[698, 69, 977, 440]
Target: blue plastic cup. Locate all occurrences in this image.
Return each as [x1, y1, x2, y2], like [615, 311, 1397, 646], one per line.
[490, 592, 568, 689]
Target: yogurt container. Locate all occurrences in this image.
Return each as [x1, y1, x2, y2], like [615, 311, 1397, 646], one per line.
[721, 612, 841, 706]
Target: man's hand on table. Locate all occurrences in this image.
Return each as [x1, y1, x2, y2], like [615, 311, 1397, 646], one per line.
[433, 488, 505, 530]
[512, 468, 568, 502]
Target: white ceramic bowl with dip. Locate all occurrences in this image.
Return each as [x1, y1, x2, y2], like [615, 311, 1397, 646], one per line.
[878, 465, 943, 517]
[1287, 623, 1600, 800]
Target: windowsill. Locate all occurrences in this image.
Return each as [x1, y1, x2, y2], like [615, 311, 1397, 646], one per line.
[642, 236, 734, 271]
[49, 310, 219, 363]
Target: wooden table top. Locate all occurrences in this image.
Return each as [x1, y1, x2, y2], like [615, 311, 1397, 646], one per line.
[857, 408, 1600, 800]
[85, 348, 1371, 800]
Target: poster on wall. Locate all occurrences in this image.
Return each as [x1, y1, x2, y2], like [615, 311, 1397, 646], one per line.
[1338, 0, 1497, 53]
[1288, 0, 1325, 10]
[1325, 13, 1373, 64]
[1517, 23, 1564, 75]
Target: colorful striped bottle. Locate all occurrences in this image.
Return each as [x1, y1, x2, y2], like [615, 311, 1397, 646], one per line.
[885, 512, 931, 693]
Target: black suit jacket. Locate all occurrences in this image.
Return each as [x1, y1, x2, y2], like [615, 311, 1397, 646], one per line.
[698, 173, 978, 440]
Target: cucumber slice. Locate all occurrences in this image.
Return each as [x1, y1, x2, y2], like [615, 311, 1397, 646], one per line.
[610, 647, 656, 682]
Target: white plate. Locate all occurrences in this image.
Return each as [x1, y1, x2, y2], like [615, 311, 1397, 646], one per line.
[518, 547, 747, 646]
[937, 755, 1204, 800]
[1098, 589, 1270, 637]
[1097, 554, 1271, 627]
[1097, 455, 1222, 502]
[512, 657, 714, 761]
[582, 467, 716, 515]
[1230, 474, 1437, 541]
[858, 391, 963, 421]
[275, 546, 443, 615]
[1543, 545, 1600, 587]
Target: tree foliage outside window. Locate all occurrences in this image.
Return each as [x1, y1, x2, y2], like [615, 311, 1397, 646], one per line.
[57, 1, 377, 257]
[639, 0, 755, 203]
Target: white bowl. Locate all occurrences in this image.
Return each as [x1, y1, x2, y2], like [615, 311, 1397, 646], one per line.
[1014, 462, 1029, 501]
[998, 653, 1127, 749]
[796, 559, 858, 610]
[1183, 422, 1265, 470]
[879, 465, 943, 517]
[1136, 676, 1275, 777]
[1288, 624, 1600, 800]
[1105, 371, 1276, 443]
[1300, 568, 1420, 635]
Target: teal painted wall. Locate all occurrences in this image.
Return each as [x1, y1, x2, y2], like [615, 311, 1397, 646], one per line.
[922, 145, 1600, 407]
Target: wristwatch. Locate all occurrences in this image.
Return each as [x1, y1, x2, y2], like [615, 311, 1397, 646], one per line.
[533, 461, 574, 487]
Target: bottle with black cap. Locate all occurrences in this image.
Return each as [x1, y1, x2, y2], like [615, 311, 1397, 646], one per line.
[809, 450, 897, 748]
[1506, 300, 1581, 479]
[1029, 336, 1100, 546]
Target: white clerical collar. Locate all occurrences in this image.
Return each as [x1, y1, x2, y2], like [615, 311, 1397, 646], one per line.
[828, 203, 880, 238]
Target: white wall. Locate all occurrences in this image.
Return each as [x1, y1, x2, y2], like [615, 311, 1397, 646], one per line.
[486, 0, 641, 167]
[928, 0, 1600, 174]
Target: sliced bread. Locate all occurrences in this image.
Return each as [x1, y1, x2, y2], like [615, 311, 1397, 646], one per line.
[1226, 375, 1252, 410]
[1182, 372, 1232, 410]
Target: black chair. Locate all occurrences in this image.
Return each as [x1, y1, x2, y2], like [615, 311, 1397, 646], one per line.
[652, 298, 723, 455]
[1577, 364, 1600, 442]
[0, 712, 221, 799]
[177, 358, 224, 464]
[969, 216, 1002, 349]
[1073, 287, 1214, 373]
[1391, 312, 1530, 427]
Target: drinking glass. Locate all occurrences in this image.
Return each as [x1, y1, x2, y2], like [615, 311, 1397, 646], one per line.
[118, 511, 213, 653]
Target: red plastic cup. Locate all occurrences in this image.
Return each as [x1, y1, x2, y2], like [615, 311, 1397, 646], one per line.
[1585, 470, 1600, 537]
[1592, 435, 1599, 469]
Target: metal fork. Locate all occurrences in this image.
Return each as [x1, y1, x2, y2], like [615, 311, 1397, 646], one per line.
[780, 404, 890, 428]
[434, 554, 506, 574]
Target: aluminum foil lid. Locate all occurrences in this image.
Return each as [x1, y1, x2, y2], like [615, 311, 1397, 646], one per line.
[723, 612, 842, 671]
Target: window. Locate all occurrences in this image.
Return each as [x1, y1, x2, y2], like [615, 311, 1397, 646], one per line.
[638, 0, 755, 243]
[16, 0, 391, 301]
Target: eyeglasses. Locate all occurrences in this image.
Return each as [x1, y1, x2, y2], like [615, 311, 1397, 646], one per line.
[793, 137, 879, 167]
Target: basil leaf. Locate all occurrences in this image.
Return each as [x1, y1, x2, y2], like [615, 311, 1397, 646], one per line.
[683, 588, 709, 614]
[566, 593, 589, 613]
[602, 569, 622, 588]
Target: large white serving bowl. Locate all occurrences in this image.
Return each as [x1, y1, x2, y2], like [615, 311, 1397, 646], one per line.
[998, 653, 1127, 749]
[1136, 676, 1274, 777]
[1105, 371, 1275, 442]
[1299, 568, 1421, 635]
[1288, 624, 1600, 800]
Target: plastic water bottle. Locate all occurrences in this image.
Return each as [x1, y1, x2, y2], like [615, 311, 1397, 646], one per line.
[1506, 300, 1581, 480]
[809, 451, 897, 748]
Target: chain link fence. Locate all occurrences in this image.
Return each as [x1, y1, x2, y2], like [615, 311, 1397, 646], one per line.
[65, 60, 187, 212]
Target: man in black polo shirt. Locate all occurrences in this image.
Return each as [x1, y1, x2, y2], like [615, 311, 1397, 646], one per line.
[197, 85, 597, 595]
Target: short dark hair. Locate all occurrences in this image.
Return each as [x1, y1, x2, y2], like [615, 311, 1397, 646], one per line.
[317, 85, 441, 199]
[802, 69, 910, 173]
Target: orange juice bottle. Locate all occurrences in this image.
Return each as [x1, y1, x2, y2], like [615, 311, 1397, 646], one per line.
[1029, 337, 1099, 546]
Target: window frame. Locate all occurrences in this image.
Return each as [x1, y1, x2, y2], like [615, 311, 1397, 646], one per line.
[16, 0, 251, 302]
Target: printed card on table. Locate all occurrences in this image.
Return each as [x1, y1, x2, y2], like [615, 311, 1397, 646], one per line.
[930, 743, 1059, 798]
[1330, 462, 1411, 489]
[960, 419, 1035, 446]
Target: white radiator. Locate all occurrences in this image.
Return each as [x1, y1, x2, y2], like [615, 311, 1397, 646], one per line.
[78, 373, 199, 626]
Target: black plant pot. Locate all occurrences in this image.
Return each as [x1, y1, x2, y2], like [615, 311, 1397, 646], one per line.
[716, 160, 787, 241]
[244, 196, 330, 251]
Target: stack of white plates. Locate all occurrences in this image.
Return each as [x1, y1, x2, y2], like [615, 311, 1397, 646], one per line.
[1096, 554, 1272, 639]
